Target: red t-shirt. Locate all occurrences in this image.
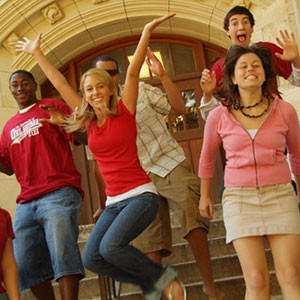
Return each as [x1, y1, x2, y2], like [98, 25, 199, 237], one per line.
[0, 209, 14, 294]
[88, 100, 151, 197]
[212, 41, 292, 87]
[0, 98, 83, 203]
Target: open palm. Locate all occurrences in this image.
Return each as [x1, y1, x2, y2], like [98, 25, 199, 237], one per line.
[15, 33, 42, 55]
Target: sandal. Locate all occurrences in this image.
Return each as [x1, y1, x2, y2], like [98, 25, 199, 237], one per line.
[166, 278, 186, 300]
[204, 290, 225, 300]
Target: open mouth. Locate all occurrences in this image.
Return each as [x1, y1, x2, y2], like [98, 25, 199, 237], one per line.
[237, 34, 247, 44]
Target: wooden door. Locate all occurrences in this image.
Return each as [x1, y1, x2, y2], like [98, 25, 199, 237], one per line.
[154, 76, 224, 204]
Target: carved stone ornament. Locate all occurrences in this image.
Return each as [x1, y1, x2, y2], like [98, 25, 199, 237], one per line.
[3, 33, 20, 56]
[41, 2, 64, 25]
[92, 0, 109, 4]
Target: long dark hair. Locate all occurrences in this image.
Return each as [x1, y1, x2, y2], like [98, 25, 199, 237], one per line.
[216, 44, 280, 109]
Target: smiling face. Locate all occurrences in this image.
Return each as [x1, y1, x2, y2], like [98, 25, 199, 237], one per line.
[232, 52, 265, 90]
[9, 72, 38, 109]
[226, 14, 253, 47]
[82, 74, 114, 111]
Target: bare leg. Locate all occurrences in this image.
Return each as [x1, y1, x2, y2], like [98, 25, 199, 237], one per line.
[186, 228, 224, 298]
[58, 275, 80, 300]
[233, 236, 269, 300]
[31, 280, 56, 300]
[268, 234, 300, 300]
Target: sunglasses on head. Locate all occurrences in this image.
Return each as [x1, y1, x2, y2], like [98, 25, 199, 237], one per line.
[105, 69, 119, 76]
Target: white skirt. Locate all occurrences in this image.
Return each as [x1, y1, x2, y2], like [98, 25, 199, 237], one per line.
[222, 183, 300, 243]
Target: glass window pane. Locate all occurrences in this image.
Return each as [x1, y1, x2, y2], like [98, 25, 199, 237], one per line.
[182, 90, 199, 130]
[172, 44, 196, 74]
[204, 46, 225, 69]
[167, 89, 199, 132]
[125, 45, 151, 80]
[168, 114, 184, 133]
[126, 43, 173, 79]
[81, 60, 93, 74]
[149, 43, 173, 76]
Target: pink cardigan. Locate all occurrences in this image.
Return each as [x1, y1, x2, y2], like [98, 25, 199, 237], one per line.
[198, 96, 300, 187]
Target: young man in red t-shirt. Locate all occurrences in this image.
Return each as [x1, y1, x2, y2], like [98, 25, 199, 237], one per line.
[199, 5, 300, 120]
[0, 70, 85, 300]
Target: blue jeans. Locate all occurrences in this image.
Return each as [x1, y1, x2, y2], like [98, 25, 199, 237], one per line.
[82, 192, 177, 299]
[13, 186, 85, 290]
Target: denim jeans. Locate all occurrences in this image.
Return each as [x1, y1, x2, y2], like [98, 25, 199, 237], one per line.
[13, 186, 85, 290]
[82, 192, 177, 298]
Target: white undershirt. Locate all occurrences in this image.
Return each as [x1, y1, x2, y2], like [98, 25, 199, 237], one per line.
[106, 182, 157, 206]
[247, 129, 258, 139]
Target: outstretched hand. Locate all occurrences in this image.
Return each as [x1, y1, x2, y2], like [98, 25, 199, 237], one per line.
[144, 13, 176, 34]
[15, 33, 42, 55]
[38, 104, 65, 126]
[275, 30, 300, 62]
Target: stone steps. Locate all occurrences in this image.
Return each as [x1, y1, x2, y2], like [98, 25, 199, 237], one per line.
[21, 204, 283, 300]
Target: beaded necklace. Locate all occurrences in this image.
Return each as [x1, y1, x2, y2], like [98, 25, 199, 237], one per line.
[236, 98, 270, 119]
[237, 97, 264, 109]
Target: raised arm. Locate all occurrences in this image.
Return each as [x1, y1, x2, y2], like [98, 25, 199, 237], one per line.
[275, 30, 300, 69]
[122, 13, 176, 113]
[200, 68, 217, 104]
[15, 34, 81, 110]
[145, 47, 185, 115]
[199, 68, 219, 120]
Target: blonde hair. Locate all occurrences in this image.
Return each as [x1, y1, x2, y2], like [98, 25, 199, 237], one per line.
[65, 68, 118, 132]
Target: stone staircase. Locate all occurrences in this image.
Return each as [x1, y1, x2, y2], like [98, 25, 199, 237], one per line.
[21, 204, 283, 300]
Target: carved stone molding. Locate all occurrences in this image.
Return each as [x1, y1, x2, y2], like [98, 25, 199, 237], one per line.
[41, 2, 63, 25]
[92, 0, 109, 4]
[243, 0, 252, 9]
[219, 0, 252, 9]
[3, 32, 20, 56]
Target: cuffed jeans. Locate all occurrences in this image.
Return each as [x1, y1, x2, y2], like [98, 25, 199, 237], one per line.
[82, 192, 177, 299]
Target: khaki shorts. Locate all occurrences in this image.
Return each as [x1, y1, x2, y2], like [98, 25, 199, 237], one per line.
[85, 146, 95, 161]
[133, 159, 209, 256]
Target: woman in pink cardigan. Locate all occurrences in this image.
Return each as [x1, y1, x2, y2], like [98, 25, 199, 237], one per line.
[198, 44, 300, 300]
